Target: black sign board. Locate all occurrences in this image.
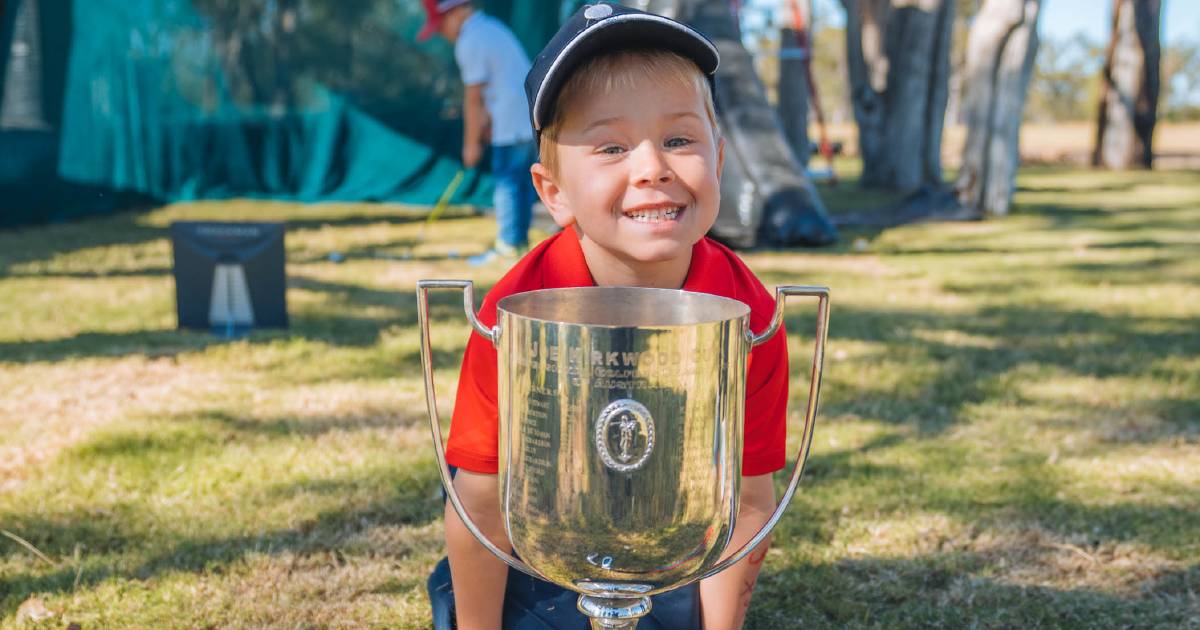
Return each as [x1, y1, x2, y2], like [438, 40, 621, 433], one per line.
[170, 222, 287, 333]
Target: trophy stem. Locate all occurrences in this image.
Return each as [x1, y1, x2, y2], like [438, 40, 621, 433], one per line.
[589, 619, 640, 630]
[577, 594, 651, 629]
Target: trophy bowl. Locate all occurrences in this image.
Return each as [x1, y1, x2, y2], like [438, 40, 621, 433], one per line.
[418, 282, 829, 629]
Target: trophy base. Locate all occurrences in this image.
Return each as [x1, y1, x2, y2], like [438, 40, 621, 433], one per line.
[577, 594, 652, 629]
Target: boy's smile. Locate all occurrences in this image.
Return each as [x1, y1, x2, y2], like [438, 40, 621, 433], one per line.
[532, 72, 724, 288]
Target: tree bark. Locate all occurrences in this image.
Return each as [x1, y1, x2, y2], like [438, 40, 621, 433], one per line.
[1093, 0, 1161, 169]
[778, 27, 810, 167]
[954, 0, 1040, 217]
[841, 0, 954, 192]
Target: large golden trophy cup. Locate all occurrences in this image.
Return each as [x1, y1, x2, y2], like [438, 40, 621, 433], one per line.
[418, 281, 828, 629]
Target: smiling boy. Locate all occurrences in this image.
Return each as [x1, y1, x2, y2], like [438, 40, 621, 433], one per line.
[428, 5, 789, 629]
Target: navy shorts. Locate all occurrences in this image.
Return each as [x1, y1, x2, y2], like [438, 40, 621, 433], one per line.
[427, 556, 701, 630]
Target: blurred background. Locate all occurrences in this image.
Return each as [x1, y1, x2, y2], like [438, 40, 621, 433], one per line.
[2, 0, 1196, 229]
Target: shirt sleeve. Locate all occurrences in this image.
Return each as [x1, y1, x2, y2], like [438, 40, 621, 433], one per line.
[445, 328, 501, 473]
[454, 29, 489, 87]
[741, 321, 789, 476]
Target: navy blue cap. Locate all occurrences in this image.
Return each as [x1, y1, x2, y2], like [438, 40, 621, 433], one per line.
[525, 3, 720, 136]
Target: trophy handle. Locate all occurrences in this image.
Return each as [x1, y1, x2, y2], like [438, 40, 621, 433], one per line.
[699, 285, 831, 581]
[416, 279, 539, 578]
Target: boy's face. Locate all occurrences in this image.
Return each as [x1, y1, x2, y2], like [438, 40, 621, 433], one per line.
[437, 6, 471, 42]
[532, 72, 723, 277]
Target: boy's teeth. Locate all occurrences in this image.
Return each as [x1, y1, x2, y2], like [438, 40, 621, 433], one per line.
[627, 207, 681, 223]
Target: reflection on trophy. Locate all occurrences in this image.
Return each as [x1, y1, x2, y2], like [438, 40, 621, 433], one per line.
[418, 281, 829, 629]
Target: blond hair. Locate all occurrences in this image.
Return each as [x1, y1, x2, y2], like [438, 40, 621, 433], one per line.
[538, 49, 720, 174]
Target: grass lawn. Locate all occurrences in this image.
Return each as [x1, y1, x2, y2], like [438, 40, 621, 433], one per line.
[1, 165, 1197, 628]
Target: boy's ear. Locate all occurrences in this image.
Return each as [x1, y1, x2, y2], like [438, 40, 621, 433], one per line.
[530, 162, 576, 229]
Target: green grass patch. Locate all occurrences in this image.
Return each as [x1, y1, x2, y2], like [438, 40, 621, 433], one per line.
[2, 168, 1198, 628]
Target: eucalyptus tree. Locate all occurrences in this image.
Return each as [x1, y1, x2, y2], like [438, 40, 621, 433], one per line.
[955, 0, 1041, 216]
[841, 0, 955, 192]
[1093, 0, 1162, 169]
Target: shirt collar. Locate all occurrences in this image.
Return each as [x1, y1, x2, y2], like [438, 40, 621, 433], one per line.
[542, 224, 596, 288]
[541, 224, 728, 294]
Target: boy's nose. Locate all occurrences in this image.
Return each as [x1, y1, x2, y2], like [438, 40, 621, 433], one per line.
[630, 142, 675, 187]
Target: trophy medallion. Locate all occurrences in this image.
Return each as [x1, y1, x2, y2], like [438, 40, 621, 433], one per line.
[596, 399, 655, 473]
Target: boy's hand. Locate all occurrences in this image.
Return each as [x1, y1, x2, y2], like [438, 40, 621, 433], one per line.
[446, 470, 509, 630]
[700, 474, 776, 629]
[463, 141, 484, 168]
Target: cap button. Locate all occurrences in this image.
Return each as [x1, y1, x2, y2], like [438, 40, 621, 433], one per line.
[583, 4, 614, 20]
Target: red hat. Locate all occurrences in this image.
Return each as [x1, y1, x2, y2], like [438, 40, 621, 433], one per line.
[418, 0, 472, 41]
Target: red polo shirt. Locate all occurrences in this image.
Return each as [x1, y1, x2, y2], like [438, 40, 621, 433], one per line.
[446, 225, 789, 476]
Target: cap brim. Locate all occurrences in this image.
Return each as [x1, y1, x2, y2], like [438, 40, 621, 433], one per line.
[531, 14, 720, 132]
[417, 19, 440, 41]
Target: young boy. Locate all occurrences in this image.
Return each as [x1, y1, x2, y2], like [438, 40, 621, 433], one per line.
[418, 0, 537, 265]
[428, 5, 789, 629]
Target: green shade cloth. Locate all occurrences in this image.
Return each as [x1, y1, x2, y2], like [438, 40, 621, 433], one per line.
[0, 0, 582, 227]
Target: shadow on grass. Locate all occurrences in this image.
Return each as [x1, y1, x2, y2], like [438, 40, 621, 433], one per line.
[0, 487, 442, 616]
[2, 379, 1197, 622]
[184, 405, 429, 437]
[0, 207, 458, 277]
[0, 409, 444, 614]
[1015, 181, 1144, 195]
[855, 236, 1196, 260]
[0, 283, 489, 365]
[1, 266, 175, 279]
[756, 452, 1200, 626]
[751, 553, 1200, 628]
[939, 256, 1197, 293]
[5, 438, 1195, 621]
[801, 434, 906, 485]
[770, 298, 1200, 440]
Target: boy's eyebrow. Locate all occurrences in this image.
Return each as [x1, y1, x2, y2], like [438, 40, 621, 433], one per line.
[581, 116, 625, 134]
[581, 111, 704, 134]
[665, 111, 704, 125]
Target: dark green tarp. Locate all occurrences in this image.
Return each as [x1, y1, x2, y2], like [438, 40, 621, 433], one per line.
[0, 0, 581, 227]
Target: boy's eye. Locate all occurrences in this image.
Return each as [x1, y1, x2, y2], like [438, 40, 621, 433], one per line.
[598, 145, 625, 155]
[665, 137, 694, 148]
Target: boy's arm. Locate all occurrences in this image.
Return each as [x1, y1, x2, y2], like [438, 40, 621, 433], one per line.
[462, 83, 488, 168]
[700, 474, 776, 630]
[446, 469, 511, 630]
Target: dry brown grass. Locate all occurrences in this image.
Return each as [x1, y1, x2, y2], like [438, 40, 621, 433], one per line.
[0, 358, 226, 487]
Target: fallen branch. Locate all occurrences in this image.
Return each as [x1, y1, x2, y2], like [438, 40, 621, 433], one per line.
[1, 528, 57, 566]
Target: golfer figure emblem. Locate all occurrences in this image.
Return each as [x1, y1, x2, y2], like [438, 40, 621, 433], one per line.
[595, 399, 655, 472]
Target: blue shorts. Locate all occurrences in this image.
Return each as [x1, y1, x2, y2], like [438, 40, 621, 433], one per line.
[427, 556, 701, 629]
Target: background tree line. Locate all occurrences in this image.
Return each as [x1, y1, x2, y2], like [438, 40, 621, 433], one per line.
[748, 0, 1198, 125]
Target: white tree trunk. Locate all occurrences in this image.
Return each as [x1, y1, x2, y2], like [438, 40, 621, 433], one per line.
[955, 0, 1040, 217]
[1093, 0, 1161, 169]
[842, 0, 954, 192]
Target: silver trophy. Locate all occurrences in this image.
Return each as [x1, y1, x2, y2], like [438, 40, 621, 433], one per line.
[418, 281, 829, 629]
